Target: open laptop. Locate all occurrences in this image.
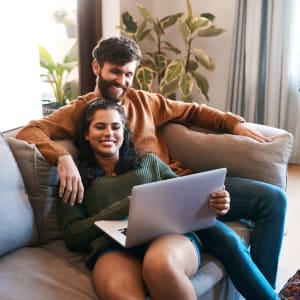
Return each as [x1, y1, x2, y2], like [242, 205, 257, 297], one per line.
[94, 168, 227, 248]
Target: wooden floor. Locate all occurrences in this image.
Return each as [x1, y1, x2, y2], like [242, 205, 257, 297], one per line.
[276, 164, 300, 291]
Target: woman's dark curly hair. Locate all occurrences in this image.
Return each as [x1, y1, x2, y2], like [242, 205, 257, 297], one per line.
[74, 98, 143, 188]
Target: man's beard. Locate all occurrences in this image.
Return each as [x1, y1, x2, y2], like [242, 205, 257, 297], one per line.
[97, 74, 128, 102]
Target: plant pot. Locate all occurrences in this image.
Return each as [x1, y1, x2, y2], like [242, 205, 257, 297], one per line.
[42, 101, 63, 116]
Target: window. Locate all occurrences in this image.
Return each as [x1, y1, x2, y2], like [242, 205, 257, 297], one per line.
[38, 0, 78, 108]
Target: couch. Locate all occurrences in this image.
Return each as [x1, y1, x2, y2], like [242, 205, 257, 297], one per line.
[0, 122, 293, 300]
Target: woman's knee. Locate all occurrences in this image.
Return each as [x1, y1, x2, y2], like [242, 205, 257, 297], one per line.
[142, 243, 174, 280]
[142, 234, 199, 281]
[92, 252, 145, 300]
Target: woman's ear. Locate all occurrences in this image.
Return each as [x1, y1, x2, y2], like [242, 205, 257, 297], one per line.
[84, 132, 89, 141]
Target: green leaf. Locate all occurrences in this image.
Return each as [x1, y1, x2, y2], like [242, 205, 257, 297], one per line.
[186, 0, 194, 20]
[161, 41, 182, 55]
[39, 45, 56, 70]
[135, 66, 154, 91]
[193, 48, 215, 71]
[200, 13, 215, 22]
[160, 59, 184, 84]
[191, 71, 209, 101]
[160, 13, 183, 29]
[197, 24, 226, 37]
[179, 73, 193, 98]
[63, 41, 78, 63]
[121, 12, 138, 34]
[136, 4, 155, 23]
[153, 53, 168, 73]
[186, 60, 198, 72]
[153, 21, 164, 36]
[159, 77, 180, 97]
[189, 16, 210, 32]
[179, 20, 191, 42]
[135, 20, 148, 41]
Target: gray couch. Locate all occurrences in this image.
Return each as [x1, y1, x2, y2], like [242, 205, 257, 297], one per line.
[0, 122, 293, 300]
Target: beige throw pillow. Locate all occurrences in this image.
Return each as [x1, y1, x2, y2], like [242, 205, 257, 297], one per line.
[162, 123, 293, 190]
[7, 137, 78, 244]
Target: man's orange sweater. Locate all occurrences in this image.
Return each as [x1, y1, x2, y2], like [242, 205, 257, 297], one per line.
[17, 88, 244, 175]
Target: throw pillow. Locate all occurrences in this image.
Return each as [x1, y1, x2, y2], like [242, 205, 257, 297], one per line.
[0, 134, 37, 256]
[7, 137, 78, 244]
[162, 123, 293, 190]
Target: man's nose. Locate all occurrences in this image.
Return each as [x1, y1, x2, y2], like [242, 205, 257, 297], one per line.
[116, 74, 126, 86]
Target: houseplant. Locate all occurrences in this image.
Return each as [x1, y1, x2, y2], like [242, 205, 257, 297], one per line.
[52, 8, 77, 38]
[119, 0, 225, 102]
[39, 41, 78, 111]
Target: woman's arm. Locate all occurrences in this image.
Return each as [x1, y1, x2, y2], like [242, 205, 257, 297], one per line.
[56, 196, 130, 252]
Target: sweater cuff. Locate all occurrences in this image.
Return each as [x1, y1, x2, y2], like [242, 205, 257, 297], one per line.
[223, 112, 245, 133]
[96, 196, 130, 220]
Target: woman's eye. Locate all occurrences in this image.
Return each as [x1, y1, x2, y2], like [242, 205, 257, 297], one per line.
[95, 125, 105, 130]
[112, 125, 121, 130]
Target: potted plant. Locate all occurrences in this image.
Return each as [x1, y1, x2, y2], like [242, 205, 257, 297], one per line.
[52, 8, 77, 38]
[39, 41, 78, 114]
[119, 0, 225, 102]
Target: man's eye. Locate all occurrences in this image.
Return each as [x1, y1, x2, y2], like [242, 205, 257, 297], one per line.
[111, 69, 119, 74]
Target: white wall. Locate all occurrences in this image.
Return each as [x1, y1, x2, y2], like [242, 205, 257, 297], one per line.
[0, 0, 42, 131]
[102, 0, 121, 38]
[119, 0, 237, 110]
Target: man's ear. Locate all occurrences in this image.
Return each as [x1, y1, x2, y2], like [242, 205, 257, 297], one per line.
[92, 59, 100, 75]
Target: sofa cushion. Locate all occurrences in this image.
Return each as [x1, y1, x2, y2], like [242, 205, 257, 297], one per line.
[0, 134, 37, 256]
[0, 243, 97, 300]
[7, 138, 65, 244]
[162, 123, 293, 190]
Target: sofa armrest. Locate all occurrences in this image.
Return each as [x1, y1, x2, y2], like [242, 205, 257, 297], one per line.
[162, 123, 294, 190]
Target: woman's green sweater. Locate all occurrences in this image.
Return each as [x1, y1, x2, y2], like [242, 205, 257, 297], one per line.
[56, 153, 177, 268]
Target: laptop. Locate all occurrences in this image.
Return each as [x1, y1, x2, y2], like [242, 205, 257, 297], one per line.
[94, 168, 227, 248]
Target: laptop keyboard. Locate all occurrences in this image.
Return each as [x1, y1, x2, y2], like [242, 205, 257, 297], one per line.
[118, 227, 127, 236]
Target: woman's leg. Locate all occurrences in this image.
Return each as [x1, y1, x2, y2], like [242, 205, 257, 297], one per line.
[219, 176, 287, 288]
[92, 251, 146, 300]
[196, 220, 279, 300]
[142, 233, 199, 300]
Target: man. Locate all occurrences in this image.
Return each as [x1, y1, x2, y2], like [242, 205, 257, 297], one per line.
[17, 36, 286, 288]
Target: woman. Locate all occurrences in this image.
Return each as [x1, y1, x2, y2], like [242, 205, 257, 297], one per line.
[57, 99, 278, 300]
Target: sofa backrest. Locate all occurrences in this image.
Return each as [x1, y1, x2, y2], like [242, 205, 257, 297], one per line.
[2, 122, 293, 247]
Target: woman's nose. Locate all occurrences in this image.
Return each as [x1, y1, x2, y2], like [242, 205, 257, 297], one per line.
[103, 126, 113, 135]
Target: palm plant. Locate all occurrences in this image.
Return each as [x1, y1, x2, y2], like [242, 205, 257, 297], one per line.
[39, 42, 78, 106]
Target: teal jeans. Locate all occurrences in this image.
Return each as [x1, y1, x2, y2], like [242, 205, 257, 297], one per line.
[196, 176, 286, 299]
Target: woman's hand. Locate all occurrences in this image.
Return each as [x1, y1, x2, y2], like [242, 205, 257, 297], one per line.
[209, 186, 230, 216]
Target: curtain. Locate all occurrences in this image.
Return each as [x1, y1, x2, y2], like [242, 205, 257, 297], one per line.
[226, 0, 300, 164]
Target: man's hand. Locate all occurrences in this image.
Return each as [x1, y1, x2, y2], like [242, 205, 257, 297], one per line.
[57, 154, 84, 206]
[232, 123, 273, 143]
[209, 186, 230, 216]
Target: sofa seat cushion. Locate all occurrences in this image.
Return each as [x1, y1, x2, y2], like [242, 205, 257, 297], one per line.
[0, 218, 249, 300]
[0, 242, 98, 300]
[0, 134, 37, 257]
[0, 240, 231, 300]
